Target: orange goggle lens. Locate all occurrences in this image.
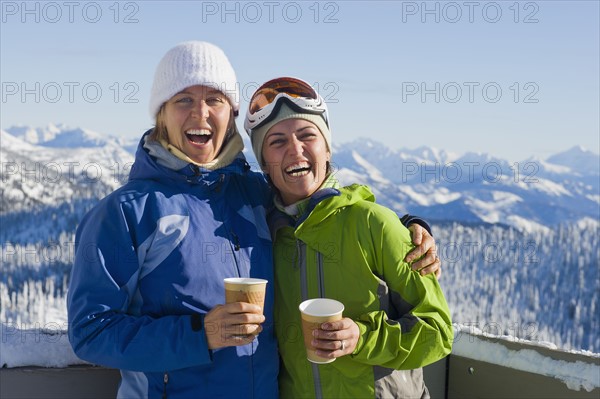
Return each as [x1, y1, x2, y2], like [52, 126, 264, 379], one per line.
[248, 78, 317, 114]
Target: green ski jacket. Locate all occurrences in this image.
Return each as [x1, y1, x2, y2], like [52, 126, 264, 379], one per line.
[270, 184, 453, 398]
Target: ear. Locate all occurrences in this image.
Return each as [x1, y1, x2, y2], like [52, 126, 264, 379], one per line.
[260, 160, 271, 175]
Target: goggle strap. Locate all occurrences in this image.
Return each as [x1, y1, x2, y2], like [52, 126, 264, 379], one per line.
[251, 96, 328, 132]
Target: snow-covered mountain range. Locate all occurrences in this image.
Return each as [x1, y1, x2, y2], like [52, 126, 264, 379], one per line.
[2, 124, 133, 216]
[331, 140, 599, 233]
[3, 124, 598, 232]
[1, 124, 599, 353]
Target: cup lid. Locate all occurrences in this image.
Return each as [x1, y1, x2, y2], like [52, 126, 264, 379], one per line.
[299, 298, 344, 316]
[224, 277, 268, 285]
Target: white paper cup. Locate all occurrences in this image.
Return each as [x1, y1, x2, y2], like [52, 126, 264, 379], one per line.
[224, 278, 268, 311]
[299, 298, 345, 364]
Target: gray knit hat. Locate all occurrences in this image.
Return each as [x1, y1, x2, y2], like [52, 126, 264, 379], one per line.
[149, 41, 239, 119]
[249, 103, 331, 166]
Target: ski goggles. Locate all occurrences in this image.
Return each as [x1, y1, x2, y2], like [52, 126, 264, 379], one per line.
[244, 77, 329, 132]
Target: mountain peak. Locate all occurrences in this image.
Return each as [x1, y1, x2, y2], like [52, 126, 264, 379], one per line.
[6, 123, 73, 144]
[5, 124, 120, 149]
[547, 146, 600, 174]
[410, 145, 452, 163]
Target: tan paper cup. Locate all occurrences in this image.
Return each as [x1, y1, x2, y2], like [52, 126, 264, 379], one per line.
[224, 278, 268, 311]
[299, 298, 345, 364]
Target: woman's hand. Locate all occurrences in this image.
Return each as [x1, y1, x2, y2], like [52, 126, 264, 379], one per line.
[405, 224, 442, 278]
[312, 317, 360, 360]
[203, 302, 265, 349]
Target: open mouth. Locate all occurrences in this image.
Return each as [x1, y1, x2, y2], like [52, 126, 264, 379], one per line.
[285, 162, 312, 177]
[186, 129, 212, 145]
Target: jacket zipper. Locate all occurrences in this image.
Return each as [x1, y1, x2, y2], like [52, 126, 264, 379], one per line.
[297, 241, 326, 298]
[214, 174, 225, 193]
[162, 372, 169, 399]
[298, 239, 324, 399]
[229, 230, 241, 277]
[298, 241, 308, 301]
[187, 165, 200, 183]
[231, 231, 240, 251]
[316, 252, 325, 298]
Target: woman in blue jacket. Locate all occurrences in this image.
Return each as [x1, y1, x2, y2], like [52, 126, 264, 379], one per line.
[67, 41, 440, 398]
[68, 41, 278, 398]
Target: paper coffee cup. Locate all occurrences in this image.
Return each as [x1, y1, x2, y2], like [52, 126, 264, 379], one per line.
[224, 278, 268, 310]
[299, 298, 345, 364]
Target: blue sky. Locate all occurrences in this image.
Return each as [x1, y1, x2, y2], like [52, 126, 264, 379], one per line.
[1, 0, 598, 162]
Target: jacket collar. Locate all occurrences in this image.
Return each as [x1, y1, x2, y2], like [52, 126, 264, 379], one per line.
[128, 129, 249, 188]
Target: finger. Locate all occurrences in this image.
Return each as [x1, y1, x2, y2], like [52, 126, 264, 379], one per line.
[415, 255, 441, 277]
[205, 323, 259, 349]
[311, 338, 340, 351]
[408, 224, 423, 245]
[405, 236, 434, 263]
[223, 324, 263, 340]
[405, 246, 424, 263]
[223, 302, 264, 314]
[320, 319, 350, 331]
[229, 323, 262, 335]
[227, 333, 258, 346]
[418, 261, 439, 277]
[410, 246, 437, 270]
[229, 313, 266, 326]
[314, 348, 337, 360]
[314, 339, 350, 359]
[313, 329, 341, 341]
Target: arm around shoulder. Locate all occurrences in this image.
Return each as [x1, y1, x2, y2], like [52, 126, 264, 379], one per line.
[351, 207, 453, 369]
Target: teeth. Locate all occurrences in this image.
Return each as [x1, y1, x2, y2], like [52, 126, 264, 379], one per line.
[186, 129, 211, 136]
[288, 170, 310, 177]
[285, 162, 310, 173]
[286, 162, 311, 177]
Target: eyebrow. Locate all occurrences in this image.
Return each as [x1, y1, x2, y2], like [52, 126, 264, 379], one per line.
[267, 125, 316, 138]
[266, 132, 285, 140]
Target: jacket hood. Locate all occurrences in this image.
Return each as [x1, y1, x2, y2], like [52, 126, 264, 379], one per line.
[128, 129, 249, 188]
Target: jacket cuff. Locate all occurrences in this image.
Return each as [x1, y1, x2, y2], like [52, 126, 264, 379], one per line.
[191, 314, 215, 362]
[191, 313, 204, 331]
[350, 320, 369, 357]
[400, 214, 432, 236]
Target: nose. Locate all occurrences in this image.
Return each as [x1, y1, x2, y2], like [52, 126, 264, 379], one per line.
[288, 135, 304, 156]
[192, 101, 210, 119]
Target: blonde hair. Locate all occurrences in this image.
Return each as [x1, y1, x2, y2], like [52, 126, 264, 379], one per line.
[148, 105, 169, 142]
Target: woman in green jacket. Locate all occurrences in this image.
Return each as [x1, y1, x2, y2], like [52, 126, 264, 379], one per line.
[244, 77, 453, 399]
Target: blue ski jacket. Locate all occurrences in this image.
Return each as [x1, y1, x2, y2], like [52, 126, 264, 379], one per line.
[67, 131, 279, 398]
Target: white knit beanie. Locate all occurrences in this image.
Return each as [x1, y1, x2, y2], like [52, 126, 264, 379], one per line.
[149, 41, 239, 119]
[250, 103, 331, 166]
